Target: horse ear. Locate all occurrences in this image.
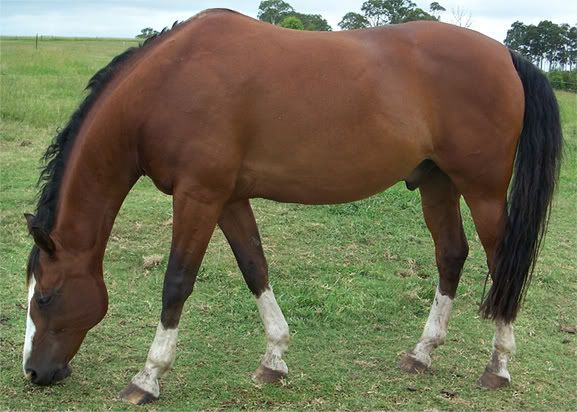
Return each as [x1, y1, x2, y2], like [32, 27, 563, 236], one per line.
[24, 213, 56, 256]
[24, 213, 35, 230]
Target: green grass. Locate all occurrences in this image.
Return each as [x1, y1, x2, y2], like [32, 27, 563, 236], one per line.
[1, 37, 576, 411]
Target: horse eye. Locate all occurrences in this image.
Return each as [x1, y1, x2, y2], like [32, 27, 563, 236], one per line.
[35, 293, 54, 307]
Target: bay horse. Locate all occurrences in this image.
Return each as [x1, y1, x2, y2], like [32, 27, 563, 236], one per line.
[23, 9, 562, 404]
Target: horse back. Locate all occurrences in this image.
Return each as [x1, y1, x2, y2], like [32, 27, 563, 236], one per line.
[111, 10, 524, 203]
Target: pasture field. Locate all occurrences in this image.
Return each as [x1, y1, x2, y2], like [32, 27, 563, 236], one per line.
[1, 37, 576, 411]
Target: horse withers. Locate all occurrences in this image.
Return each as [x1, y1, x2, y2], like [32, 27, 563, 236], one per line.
[22, 9, 562, 404]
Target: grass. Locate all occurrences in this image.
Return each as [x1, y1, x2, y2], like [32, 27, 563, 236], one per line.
[1, 37, 576, 411]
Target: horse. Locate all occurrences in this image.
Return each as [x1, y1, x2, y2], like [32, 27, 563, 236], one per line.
[22, 9, 562, 405]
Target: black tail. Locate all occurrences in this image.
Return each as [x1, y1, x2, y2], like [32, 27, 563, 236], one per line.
[480, 50, 563, 323]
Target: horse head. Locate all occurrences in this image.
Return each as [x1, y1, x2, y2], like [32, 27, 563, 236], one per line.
[23, 213, 108, 385]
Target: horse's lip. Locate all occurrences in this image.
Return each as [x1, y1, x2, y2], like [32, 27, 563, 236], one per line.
[52, 364, 72, 383]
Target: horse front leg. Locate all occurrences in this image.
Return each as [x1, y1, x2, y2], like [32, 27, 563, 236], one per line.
[218, 199, 290, 384]
[120, 189, 223, 405]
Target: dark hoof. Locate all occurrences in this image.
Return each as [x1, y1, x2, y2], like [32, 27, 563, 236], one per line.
[119, 383, 158, 405]
[399, 353, 429, 374]
[252, 365, 287, 384]
[478, 370, 510, 389]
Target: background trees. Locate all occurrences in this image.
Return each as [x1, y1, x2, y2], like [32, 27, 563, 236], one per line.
[257, 0, 332, 31]
[257, 0, 295, 25]
[136, 27, 158, 39]
[504, 20, 577, 92]
[505, 20, 577, 71]
[338, 0, 443, 30]
[280, 15, 305, 30]
[256, 0, 444, 31]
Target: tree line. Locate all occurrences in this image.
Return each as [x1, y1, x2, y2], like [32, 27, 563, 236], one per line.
[338, 0, 445, 29]
[504, 21, 577, 92]
[504, 21, 577, 71]
[257, 0, 447, 31]
[138, 1, 449, 37]
[257, 0, 332, 30]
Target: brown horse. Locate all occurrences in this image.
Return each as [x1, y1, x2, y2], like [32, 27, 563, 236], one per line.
[23, 9, 562, 404]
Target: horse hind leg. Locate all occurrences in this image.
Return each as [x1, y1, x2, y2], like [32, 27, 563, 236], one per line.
[400, 167, 468, 373]
[218, 199, 289, 384]
[479, 320, 515, 388]
[462, 194, 515, 389]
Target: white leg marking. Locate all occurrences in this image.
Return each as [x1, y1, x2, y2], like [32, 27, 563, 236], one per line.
[131, 322, 178, 398]
[488, 321, 515, 380]
[411, 286, 453, 366]
[256, 288, 289, 374]
[23, 276, 37, 375]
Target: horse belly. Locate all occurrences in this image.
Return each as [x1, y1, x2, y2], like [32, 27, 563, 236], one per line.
[252, 171, 403, 205]
[237, 129, 425, 205]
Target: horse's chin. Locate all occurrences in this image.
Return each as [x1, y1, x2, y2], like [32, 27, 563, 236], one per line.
[52, 364, 72, 383]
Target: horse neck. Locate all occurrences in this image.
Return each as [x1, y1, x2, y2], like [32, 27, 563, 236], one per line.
[51, 113, 140, 261]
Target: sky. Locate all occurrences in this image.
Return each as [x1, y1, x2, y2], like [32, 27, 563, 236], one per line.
[1, 1, 576, 43]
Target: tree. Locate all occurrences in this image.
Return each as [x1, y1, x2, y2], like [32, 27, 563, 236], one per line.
[404, 7, 437, 22]
[293, 13, 332, 31]
[429, 2, 446, 20]
[339, 0, 440, 30]
[136, 27, 158, 39]
[280, 15, 305, 30]
[450, 5, 472, 28]
[257, 1, 332, 31]
[338, 12, 370, 30]
[505, 21, 529, 56]
[568, 26, 577, 70]
[504, 20, 577, 71]
[538, 20, 566, 70]
[362, 0, 412, 25]
[526, 24, 546, 68]
[258, 0, 295, 25]
[556, 24, 570, 70]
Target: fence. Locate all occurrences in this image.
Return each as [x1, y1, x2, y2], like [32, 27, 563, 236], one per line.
[547, 71, 577, 92]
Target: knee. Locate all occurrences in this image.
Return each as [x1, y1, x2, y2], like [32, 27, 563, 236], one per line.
[163, 270, 195, 304]
[161, 271, 195, 328]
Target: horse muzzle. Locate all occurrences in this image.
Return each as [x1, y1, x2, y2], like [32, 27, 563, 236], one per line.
[25, 364, 72, 386]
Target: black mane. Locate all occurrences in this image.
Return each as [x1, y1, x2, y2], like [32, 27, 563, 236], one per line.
[26, 20, 184, 282]
[31, 48, 136, 232]
[30, 22, 182, 233]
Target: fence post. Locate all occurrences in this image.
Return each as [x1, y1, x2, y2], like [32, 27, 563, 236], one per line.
[35, 33, 38, 50]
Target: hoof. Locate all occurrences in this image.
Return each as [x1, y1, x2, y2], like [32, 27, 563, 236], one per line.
[478, 370, 510, 389]
[119, 383, 159, 405]
[252, 365, 287, 384]
[399, 353, 429, 374]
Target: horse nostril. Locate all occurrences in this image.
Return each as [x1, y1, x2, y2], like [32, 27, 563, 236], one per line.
[26, 368, 37, 382]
